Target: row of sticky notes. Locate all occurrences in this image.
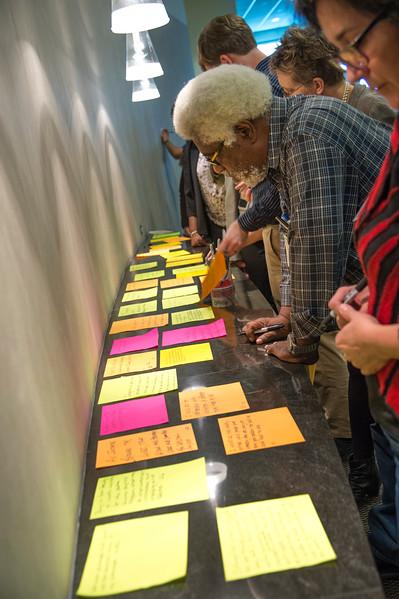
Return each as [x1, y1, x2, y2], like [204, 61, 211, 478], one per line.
[77, 491, 336, 596]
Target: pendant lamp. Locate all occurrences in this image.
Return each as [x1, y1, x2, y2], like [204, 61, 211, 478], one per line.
[126, 31, 163, 80]
[132, 78, 160, 102]
[112, 0, 169, 33]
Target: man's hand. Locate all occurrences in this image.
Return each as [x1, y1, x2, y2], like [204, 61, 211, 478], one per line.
[264, 340, 319, 364]
[191, 233, 208, 248]
[329, 284, 369, 328]
[160, 128, 169, 144]
[243, 315, 290, 345]
[235, 182, 253, 203]
[218, 220, 248, 256]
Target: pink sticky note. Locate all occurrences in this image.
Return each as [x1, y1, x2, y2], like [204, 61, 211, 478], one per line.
[110, 328, 159, 356]
[162, 318, 227, 347]
[100, 394, 169, 436]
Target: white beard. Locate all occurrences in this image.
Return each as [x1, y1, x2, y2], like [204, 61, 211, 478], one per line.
[232, 164, 268, 188]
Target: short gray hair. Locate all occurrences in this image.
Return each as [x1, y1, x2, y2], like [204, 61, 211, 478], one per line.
[173, 64, 272, 146]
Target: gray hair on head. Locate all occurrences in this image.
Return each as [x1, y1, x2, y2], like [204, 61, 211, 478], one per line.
[173, 64, 272, 146]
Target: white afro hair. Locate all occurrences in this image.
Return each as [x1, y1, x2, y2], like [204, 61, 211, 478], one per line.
[173, 64, 272, 146]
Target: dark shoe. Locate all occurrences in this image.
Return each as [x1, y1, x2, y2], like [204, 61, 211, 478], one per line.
[349, 454, 380, 503]
[334, 437, 353, 462]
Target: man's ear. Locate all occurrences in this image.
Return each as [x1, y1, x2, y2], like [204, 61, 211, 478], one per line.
[219, 54, 234, 65]
[313, 77, 325, 95]
[234, 120, 257, 143]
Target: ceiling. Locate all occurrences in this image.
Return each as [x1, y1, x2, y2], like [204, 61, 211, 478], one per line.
[236, 0, 304, 43]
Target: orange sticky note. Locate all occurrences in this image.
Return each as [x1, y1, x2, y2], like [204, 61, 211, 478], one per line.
[218, 407, 305, 455]
[179, 382, 249, 420]
[160, 277, 194, 289]
[110, 313, 168, 335]
[200, 251, 227, 300]
[126, 280, 158, 291]
[96, 423, 198, 468]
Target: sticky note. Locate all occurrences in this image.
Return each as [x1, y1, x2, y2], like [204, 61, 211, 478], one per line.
[166, 252, 203, 262]
[110, 313, 168, 335]
[130, 261, 158, 272]
[134, 270, 165, 281]
[163, 250, 190, 258]
[151, 245, 181, 252]
[162, 318, 226, 347]
[76, 512, 188, 596]
[100, 394, 168, 436]
[98, 368, 178, 405]
[162, 294, 200, 310]
[118, 300, 158, 317]
[171, 307, 214, 326]
[110, 328, 159, 356]
[201, 251, 227, 300]
[179, 382, 248, 420]
[151, 230, 180, 239]
[162, 284, 199, 299]
[126, 280, 158, 291]
[122, 287, 158, 303]
[104, 350, 157, 378]
[216, 494, 336, 581]
[173, 265, 209, 277]
[96, 423, 197, 468]
[160, 342, 213, 369]
[218, 407, 305, 455]
[166, 256, 204, 268]
[160, 277, 194, 289]
[90, 457, 208, 519]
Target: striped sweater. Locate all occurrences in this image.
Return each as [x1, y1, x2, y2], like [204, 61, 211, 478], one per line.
[355, 117, 399, 412]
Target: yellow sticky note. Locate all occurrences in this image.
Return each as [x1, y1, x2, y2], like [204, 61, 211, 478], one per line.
[104, 350, 157, 378]
[126, 280, 158, 291]
[90, 457, 208, 519]
[162, 294, 200, 310]
[171, 307, 214, 326]
[164, 250, 190, 258]
[151, 244, 182, 252]
[162, 285, 199, 300]
[122, 287, 158, 303]
[118, 300, 158, 317]
[179, 382, 249, 420]
[166, 256, 204, 268]
[160, 277, 194, 289]
[173, 265, 209, 276]
[200, 251, 227, 300]
[218, 407, 305, 455]
[216, 494, 336, 582]
[160, 342, 213, 368]
[130, 261, 158, 272]
[96, 423, 197, 467]
[98, 368, 178, 404]
[110, 313, 168, 335]
[76, 512, 188, 596]
[134, 270, 165, 281]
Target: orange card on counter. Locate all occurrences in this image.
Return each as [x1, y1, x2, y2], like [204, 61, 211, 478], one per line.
[200, 251, 227, 300]
[218, 407, 305, 455]
[179, 382, 249, 420]
[110, 313, 168, 335]
[126, 280, 159, 292]
[160, 277, 194, 289]
[96, 423, 198, 468]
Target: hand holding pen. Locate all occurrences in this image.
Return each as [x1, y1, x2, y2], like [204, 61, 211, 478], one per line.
[321, 277, 368, 333]
[241, 317, 290, 344]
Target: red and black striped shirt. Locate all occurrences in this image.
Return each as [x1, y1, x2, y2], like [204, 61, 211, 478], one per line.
[355, 117, 399, 413]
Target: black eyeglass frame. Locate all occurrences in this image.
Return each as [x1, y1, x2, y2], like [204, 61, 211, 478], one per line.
[338, 11, 388, 68]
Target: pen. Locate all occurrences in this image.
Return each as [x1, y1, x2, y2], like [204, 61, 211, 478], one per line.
[239, 323, 285, 335]
[319, 276, 368, 332]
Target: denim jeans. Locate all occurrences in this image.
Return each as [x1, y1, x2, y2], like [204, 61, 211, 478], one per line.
[369, 423, 399, 566]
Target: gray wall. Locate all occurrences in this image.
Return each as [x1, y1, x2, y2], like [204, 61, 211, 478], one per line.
[0, 1, 193, 598]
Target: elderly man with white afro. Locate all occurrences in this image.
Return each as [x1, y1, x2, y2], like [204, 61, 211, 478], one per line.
[173, 64, 272, 147]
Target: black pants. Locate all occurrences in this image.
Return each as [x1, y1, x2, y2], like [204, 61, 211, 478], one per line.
[348, 362, 374, 459]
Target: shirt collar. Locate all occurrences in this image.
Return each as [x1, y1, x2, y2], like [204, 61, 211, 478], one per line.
[267, 96, 289, 171]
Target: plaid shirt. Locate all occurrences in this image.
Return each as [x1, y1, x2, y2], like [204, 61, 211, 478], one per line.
[267, 95, 391, 339]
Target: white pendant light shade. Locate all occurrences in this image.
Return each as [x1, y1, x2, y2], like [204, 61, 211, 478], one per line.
[112, 0, 169, 33]
[132, 78, 160, 102]
[126, 32, 163, 81]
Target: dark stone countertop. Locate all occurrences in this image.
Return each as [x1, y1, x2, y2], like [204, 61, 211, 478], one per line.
[72, 255, 384, 599]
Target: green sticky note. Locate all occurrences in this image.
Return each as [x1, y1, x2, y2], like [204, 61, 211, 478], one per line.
[162, 294, 200, 311]
[77, 511, 189, 596]
[90, 457, 209, 519]
[122, 287, 158, 303]
[162, 284, 199, 300]
[118, 300, 158, 317]
[98, 368, 178, 404]
[134, 270, 165, 281]
[216, 494, 336, 582]
[130, 261, 158, 272]
[171, 307, 214, 326]
[151, 231, 180, 240]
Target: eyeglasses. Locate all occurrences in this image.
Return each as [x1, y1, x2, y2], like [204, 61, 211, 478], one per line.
[338, 11, 387, 68]
[206, 141, 224, 167]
